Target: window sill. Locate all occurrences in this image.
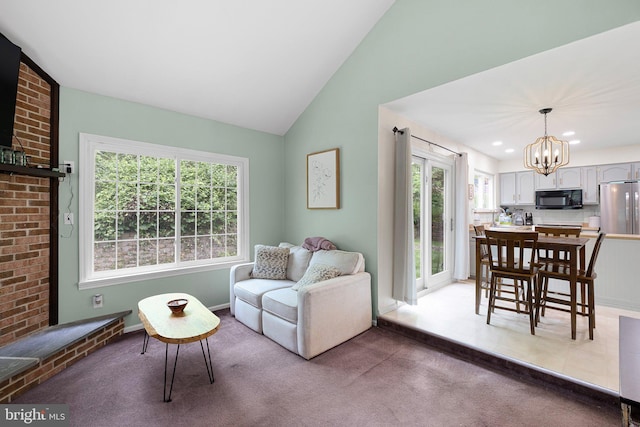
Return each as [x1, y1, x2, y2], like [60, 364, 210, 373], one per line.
[78, 259, 249, 290]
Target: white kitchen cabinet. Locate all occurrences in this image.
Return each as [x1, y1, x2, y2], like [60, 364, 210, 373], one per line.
[500, 173, 516, 205]
[534, 167, 582, 190]
[632, 162, 640, 180]
[582, 166, 598, 204]
[516, 171, 535, 204]
[534, 172, 556, 190]
[557, 167, 582, 188]
[599, 163, 632, 183]
[500, 171, 534, 205]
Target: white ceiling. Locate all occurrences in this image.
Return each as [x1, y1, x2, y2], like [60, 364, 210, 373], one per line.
[385, 21, 640, 161]
[1, 4, 638, 152]
[0, 0, 394, 136]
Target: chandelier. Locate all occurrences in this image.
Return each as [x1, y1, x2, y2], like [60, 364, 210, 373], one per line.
[524, 108, 569, 176]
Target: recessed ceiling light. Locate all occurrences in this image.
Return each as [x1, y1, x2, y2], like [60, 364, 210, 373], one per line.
[505, 148, 514, 153]
[569, 139, 581, 145]
[492, 141, 503, 146]
[563, 131, 575, 136]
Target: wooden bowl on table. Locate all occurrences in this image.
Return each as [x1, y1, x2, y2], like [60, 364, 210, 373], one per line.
[167, 298, 188, 314]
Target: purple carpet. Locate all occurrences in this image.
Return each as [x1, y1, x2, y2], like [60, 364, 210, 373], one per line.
[14, 309, 619, 426]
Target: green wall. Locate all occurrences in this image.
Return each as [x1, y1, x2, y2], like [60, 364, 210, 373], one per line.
[56, 1, 640, 327]
[57, 88, 285, 327]
[282, 1, 640, 313]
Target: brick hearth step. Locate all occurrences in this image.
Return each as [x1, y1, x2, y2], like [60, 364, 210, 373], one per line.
[0, 311, 130, 402]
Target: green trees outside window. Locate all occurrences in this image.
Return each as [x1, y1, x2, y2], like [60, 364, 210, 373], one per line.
[92, 151, 238, 274]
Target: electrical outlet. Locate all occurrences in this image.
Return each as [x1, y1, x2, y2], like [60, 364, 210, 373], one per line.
[63, 160, 74, 174]
[93, 294, 103, 308]
[63, 212, 73, 225]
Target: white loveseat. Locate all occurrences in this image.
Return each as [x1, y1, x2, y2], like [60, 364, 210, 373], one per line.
[230, 243, 372, 359]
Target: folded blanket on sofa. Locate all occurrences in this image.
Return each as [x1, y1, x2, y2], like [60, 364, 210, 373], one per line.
[302, 236, 337, 252]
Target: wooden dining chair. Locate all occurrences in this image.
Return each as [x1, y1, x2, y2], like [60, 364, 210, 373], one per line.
[534, 225, 582, 263]
[485, 230, 541, 335]
[473, 225, 491, 298]
[536, 232, 606, 340]
[534, 225, 583, 317]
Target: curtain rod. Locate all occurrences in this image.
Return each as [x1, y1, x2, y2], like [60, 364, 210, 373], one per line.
[393, 126, 462, 157]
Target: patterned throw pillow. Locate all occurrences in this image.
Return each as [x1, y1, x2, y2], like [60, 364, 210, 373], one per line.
[251, 245, 289, 280]
[292, 263, 341, 291]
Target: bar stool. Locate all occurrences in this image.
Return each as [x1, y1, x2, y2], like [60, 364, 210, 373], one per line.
[485, 230, 541, 335]
[473, 225, 491, 299]
[534, 225, 582, 317]
[536, 232, 606, 340]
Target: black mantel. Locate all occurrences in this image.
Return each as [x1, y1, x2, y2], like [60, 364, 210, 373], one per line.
[0, 163, 65, 179]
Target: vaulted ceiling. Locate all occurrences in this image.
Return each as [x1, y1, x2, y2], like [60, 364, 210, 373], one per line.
[0, 0, 394, 136]
[2, 3, 639, 160]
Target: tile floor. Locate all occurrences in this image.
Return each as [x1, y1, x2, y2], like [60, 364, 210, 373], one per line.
[378, 280, 640, 392]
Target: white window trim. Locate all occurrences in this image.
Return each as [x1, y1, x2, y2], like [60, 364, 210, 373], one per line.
[78, 133, 250, 289]
[473, 169, 495, 211]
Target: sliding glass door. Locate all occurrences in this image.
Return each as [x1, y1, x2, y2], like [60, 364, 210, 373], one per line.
[412, 154, 453, 293]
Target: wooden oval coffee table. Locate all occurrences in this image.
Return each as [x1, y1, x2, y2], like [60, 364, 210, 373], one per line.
[138, 292, 220, 402]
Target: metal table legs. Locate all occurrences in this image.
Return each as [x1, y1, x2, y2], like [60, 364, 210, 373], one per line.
[200, 338, 215, 384]
[141, 331, 215, 402]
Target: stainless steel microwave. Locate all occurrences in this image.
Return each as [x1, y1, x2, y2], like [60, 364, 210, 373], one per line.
[535, 189, 583, 209]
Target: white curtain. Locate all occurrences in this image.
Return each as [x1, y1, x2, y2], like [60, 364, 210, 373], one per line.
[392, 128, 417, 305]
[453, 152, 470, 280]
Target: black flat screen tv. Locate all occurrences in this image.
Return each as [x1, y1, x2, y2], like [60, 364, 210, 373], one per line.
[0, 33, 22, 148]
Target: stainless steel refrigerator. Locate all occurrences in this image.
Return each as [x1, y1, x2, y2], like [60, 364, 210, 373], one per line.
[600, 181, 640, 234]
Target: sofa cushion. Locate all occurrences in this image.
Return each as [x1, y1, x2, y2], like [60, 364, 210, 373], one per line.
[292, 263, 341, 290]
[234, 278, 294, 308]
[286, 245, 312, 282]
[262, 288, 298, 323]
[309, 250, 363, 275]
[251, 245, 289, 280]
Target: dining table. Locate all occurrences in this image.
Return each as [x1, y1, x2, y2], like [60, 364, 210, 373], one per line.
[474, 227, 589, 339]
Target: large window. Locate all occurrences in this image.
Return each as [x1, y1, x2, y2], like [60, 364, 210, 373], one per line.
[79, 133, 249, 288]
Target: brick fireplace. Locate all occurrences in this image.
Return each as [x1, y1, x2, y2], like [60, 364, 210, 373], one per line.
[0, 55, 59, 347]
[0, 46, 131, 404]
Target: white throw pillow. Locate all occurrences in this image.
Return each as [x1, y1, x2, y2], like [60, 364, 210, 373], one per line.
[293, 263, 341, 291]
[286, 246, 312, 282]
[309, 250, 362, 275]
[251, 245, 289, 280]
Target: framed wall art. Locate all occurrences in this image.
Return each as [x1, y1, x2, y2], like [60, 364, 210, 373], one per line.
[307, 148, 340, 209]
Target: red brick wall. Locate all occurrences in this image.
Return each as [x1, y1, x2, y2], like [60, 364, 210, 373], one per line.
[0, 61, 53, 346]
[14, 63, 52, 165]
